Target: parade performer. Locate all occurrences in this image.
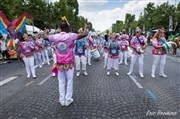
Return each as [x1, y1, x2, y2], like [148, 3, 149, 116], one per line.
[97, 33, 103, 54]
[48, 17, 89, 106]
[119, 35, 129, 65]
[74, 29, 88, 76]
[107, 35, 120, 76]
[14, 36, 24, 66]
[127, 27, 147, 78]
[20, 34, 36, 78]
[0, 36, 10, 62]
[85, 34, 92, 65]
[31, 35, 40, 68]
[39, 34, 50, 65]
[90, 33, 100, 60]
[35, 35, 44, 68]
[151, 28, 167, 78]
[168, 33, 179, 56]
[103, 34, 110, 68]
[119, 29, 129, 41]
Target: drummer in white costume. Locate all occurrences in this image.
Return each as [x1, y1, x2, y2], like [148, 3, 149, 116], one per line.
[107, 35, 120, 76]
[151, 28, 167, 78]
[103, 34, 110, 68]
[39, 34, 50, 65]
[127, 27, 148, 78]
[119, 35, 129, 65]
[74, 29, 88, 76]
[119, 29, 129, 63]
[90, 33, 100, 60]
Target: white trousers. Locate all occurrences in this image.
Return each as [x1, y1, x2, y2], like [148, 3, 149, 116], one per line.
[129, 54, 144, 74]
[34, 53, 39, 66]
[104, 52, 108, 67]
[75, 55, 87, 71]
[42, 49, 50, 64]
[120, 51, 128, 64]
[37, 52, 42, 66]
[107, 58, 119, 70]
[53, 53, 56, 65]
[85, 49, 92, 65]
[23, 56, 36, 77]
[152, 54, 166, 75]
[58, 67, 74, 102]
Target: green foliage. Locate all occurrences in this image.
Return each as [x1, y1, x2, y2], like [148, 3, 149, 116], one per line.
[0, 0, 94, 31]
[111, 1, 180, 34]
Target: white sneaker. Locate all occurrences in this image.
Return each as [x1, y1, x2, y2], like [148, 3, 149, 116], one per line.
[88, 63, 91, 66]
[42, 62, 45, 65]
[127, 72, 132, 75]
[115, 72, 119, 76]
[39, 65, 42, 68]
[60, 100, 65, 106]
[83, 71, 88, 76]
[151, 74, 155, 78]
[34, 65, 38, 68]
[159, 74, 167, 78]
[103, 66, 106, 69]
[140, 73, 144, 78]
[47, 62, 50, 65]
[76, 72, 80, 77]
[27, 75, 30, 78]
[52, 73, 56, 77]
[107, 71, 110, 75]
[33, 75, 36, 79]
[65, 98, 73, 106]
[125, 63, 128, 65]
[119, 62, 122, 64]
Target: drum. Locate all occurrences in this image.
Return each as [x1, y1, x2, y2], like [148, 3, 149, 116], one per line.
[91, 49, 100, 59]
[136, 46, 146, 53]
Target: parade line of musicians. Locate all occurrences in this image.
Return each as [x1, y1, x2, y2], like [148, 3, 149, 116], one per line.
[0, 20, 169, 106]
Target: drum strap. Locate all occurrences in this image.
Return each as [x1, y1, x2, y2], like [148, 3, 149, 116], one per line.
[136, 37, 144, 46]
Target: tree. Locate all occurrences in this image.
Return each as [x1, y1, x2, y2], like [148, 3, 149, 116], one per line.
[0, 0, 95, 31]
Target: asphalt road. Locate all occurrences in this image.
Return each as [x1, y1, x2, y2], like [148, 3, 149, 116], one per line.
[0, 46, 179, 119]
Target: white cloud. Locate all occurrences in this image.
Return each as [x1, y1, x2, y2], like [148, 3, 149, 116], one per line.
[78, 0, 108, 11]
[78, 0, 175, 32]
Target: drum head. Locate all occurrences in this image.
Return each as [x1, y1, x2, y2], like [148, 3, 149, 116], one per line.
[140, 48, 145, 53]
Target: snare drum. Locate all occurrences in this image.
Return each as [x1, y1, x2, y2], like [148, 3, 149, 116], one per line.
[91, 49, 100, 59]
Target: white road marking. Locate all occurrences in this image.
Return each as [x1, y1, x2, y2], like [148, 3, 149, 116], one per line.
[129, 75, 143, 89]
[25, 81, 34, 87]
[38, 74, 52, 85]
[0, 76, 18, 86]
[124, 65, 143, 89]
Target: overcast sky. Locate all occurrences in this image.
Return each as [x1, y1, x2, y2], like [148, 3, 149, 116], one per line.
[52, 0, 178, 31]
